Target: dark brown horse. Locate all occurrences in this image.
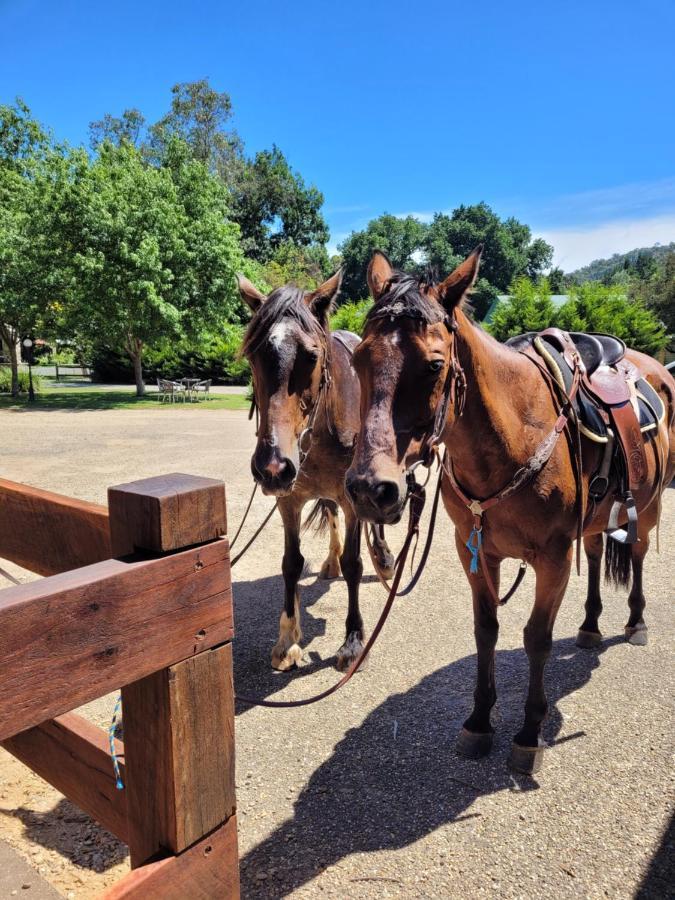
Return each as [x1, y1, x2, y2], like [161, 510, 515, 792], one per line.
[345, 248, 674, 771]
[238, 272, 394, 671]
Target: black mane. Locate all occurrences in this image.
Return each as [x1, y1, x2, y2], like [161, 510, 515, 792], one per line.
[242, 286, 327, 356]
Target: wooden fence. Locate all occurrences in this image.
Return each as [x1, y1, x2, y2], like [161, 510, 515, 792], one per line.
[0, 473, 239, 898]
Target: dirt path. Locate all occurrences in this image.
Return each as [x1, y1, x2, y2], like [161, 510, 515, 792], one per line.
[0, 405, 673, 898]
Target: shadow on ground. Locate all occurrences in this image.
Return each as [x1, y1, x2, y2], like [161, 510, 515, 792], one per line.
[237, 633, 625, 897]
[0, 799, 128, 873]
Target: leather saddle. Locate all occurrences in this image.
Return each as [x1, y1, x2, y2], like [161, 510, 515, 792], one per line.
[506, 328, 665, 543]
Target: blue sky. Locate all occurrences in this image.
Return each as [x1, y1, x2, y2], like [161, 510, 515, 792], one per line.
[1, 0, 674, 270]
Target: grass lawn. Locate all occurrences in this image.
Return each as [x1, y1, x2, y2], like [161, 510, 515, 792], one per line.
[0, 387, 250, 411]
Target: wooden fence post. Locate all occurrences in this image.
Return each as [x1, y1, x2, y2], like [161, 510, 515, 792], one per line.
[108, 474, 239, 897]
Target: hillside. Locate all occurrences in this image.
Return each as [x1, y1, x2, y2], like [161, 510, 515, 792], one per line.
[567, 242, 675, 281]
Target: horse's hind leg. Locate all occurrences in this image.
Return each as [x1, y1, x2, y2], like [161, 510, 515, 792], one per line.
[272, 495, 305, 671]
[455, 530, 500, 759]
[319, 501, 342, 580]
[577, 533, 604, 648]
[336, 501, 364, 671]
[624, 497, 660, 646]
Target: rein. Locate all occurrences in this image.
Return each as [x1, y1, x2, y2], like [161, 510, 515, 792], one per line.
[235, 478, 426, 708]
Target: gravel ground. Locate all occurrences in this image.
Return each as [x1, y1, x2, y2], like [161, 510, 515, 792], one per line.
[0, 405, 673, 899]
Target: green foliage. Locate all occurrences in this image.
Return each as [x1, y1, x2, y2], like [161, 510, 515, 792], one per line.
[556, 283, 667, 355]
[230, 145, 328, 262]
[0, 367, 41, 393]
[91, 324, 250, 385]
[424, 204, 553, 293]
[330, 299, 373, 335]
[567, 242, 675, 283]
[629, 251, 675, 344]
[57, 140, 244, 393]
[488, 278, 555, 341]
[338, 214, 427, 302]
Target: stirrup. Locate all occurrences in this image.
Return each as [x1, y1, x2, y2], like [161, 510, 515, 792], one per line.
[606, 491, 638, 544]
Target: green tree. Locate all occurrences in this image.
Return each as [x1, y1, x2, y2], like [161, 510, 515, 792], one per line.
[631, 251, 675, 345]
[556, 282, 667, 356]
[488, 277, 555, 341]
[230, 146, 328, 262]
[89, 108, 146, 149]
[62, 140, 243, 395]
[424, 204, 553, 294]
[0, 101, 63, 395]
[338, 214, 428, 302]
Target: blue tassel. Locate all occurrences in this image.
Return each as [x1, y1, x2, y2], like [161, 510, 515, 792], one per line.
[466, 527, 482, 575]
[109, 694, 124, 790]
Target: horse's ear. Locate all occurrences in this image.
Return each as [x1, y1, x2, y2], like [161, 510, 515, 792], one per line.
[237, 275, 266, 313]
[367, 251, 394, 300]
[305, 269, 342, 326]
[436, 245, 483, 312]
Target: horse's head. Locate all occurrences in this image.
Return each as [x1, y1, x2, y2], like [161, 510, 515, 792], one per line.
[346, 247, 482, 523]
[238, 271, 341, 496]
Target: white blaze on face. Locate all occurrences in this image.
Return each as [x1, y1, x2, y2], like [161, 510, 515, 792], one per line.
[269, 321, 293, 352]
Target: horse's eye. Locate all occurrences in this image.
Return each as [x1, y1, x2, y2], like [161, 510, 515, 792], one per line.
[428, 359, 444, 374]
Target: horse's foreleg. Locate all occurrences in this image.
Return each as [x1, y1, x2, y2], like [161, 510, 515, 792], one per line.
[272, 496, 305, 671]
[336, 503, 364, 671]
[319, 501, 342, 580]
[576, 532, 604, 648]
[455, 529, 501, 759]
[511, 541, 572, 774]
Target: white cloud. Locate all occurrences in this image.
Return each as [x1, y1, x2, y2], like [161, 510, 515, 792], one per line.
[536, 214, 675, 272]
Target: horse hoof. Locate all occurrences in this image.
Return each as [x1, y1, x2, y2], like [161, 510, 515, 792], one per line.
[576, 629, 603, 649]
[457, 728, 494, 759]
[509, 741, 545, 775]
[336, 634, 366, 671]
[271, 642, 304, 671]
[319, 558, 341, 580]
[625, 624, 648, 646]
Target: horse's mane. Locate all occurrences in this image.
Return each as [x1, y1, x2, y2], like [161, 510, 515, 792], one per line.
[241, 286, 327, 356]
[365, 271, 448, 327]
[365, 269, 477, 328]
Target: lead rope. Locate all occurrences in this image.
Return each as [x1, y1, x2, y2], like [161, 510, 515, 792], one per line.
[235, 482, 426, 709]
[108, 694, 124, 790]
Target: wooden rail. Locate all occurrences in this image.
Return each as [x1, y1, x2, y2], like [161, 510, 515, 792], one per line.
[0, 473, 239, 898]
[0, 478, 111, 575]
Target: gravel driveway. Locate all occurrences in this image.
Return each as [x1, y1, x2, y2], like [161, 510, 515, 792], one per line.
[0, 405, 673, 898]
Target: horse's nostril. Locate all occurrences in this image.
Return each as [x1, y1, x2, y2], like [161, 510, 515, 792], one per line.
[373, 480, 399, 510]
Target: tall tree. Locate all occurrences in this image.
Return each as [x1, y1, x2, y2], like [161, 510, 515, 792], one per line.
[488, 277, 555, 341]
[148, 79, 244, 183]
[338, 214, 428, 301]
[62, 140, 243, 395]
[0, 101, 62, 396]
[230, 146, 329, 262]
[424, 204, 553, 292]
[89, 108, 146, 149]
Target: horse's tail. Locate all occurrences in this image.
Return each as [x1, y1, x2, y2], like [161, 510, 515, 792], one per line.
[604, 535, 632, 589]
[302, 498, 338, 535]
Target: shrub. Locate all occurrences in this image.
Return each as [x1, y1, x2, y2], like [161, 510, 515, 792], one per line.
[330, 299, 373, 336]
[90, 326, 250, 385]
[0, 368, 42, 394]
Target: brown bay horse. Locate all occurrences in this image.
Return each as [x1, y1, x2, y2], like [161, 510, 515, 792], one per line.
[238, 272, 394, 672]
[345, 248, 675, 772]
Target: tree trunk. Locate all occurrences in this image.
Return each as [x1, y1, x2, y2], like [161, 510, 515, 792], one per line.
[1, 326, 20, 398]
[131, 349, 145, 397]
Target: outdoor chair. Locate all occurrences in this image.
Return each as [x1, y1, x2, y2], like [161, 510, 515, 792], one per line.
[192, 379, 212, 401]
[157, 377, 187, 403]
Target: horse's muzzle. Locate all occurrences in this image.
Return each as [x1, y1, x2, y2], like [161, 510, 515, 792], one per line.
[251, 453, 297, 496]
[345, 472, 405, 524]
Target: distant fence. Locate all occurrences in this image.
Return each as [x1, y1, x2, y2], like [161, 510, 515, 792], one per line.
[0, 473, 239, 899]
